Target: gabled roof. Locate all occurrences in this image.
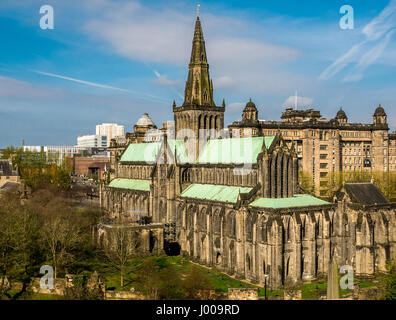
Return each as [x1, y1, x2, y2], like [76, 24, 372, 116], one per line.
[120, 142, 161, 163]
[249, 194, 331, 209]
[120, 139, 189, 164]
[197, 136, 275, 164]
[167, 139, 190, 164]
[108, 178, 150, 192]
[120, 136, 275, 165]
[179, 183, 253, 203]
[344, 183, 389, 206]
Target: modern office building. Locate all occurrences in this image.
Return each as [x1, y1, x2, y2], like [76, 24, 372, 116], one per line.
[96, 123, 124, 147]
[77, 135, 108, 148]
[23, 146, 88, 165]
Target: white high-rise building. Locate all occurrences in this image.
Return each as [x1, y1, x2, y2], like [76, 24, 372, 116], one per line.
[23, 146, 88, 164]
[77, 135, 108, 148]
[96, 123, 124, 147]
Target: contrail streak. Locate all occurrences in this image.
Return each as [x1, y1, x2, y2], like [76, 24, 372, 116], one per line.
[33, 70, 171, 104]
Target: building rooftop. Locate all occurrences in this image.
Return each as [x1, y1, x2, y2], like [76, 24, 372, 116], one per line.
[109, 178, 150, 192]
[197, 136, 275, 164]
[249, 194, 331, 209]
[120, 139, 189, 164]
[136, 113, 157, 127]
[344, 183, 389, 206]
[179, 183, 253, 204]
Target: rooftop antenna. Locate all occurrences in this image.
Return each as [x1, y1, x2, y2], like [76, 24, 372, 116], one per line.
[197, 3, 200, 17]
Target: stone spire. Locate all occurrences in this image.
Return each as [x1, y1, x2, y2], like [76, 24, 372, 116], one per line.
[183, 16, 214, 107]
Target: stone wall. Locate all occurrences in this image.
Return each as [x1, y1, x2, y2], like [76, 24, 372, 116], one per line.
[177, 196, 396, 290]
[227, 288, 258, 300]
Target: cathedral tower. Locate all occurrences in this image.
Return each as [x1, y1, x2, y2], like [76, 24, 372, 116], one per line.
[173, 16, 225, 160]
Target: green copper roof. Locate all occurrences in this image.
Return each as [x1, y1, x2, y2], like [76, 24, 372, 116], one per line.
[179, 183, 253, 203]
[120, 142, 161, 163]
[120, 136, 275, 164]
[120, 139, 189, 164]
[168, 139, 190, 164]
[249, 194, 331, 209]
[109, 178, 150, 191]
[197, 136, 275, 164]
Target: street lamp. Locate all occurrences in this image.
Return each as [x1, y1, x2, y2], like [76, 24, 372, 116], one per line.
[264, 274, 269, 300]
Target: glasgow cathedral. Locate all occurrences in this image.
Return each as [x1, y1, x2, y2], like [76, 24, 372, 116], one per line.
[99, 16, 396, 289]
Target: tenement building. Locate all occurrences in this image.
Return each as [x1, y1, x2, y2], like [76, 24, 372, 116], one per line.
[229, 103, 396, 197]
[100, 16, 396, 289]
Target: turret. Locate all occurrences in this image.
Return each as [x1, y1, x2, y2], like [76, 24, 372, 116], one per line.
[242, 98, 258, 122]
[335, 107, 347, 123]
[373, 104, 387, 125]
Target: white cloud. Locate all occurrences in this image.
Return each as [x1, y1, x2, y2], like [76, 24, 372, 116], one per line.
[0, 75, 59, 99]
[343, 30, 396, 82]
[227, 102, 245, 112]
[152, 74, 181, 88]
[208, 38, 299, 66]
[363, 0, 396, 41]
[81, 0, 303, 96]
[282, 95, 314, 109]
[214, 76, 235, 89]
[33, 70, 170, 104]
[320, 0, 396, 82]
[83, 2, 192, 65]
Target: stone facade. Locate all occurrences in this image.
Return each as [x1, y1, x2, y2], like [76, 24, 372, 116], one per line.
[229, 104, 396, 197]
[99, 16, 396, 290]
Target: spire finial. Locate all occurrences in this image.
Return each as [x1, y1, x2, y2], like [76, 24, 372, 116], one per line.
[197, 4, 200, 17]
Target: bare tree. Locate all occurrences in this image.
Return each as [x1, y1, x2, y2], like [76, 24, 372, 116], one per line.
[103, 226, 141, 288]
[183, 267, 211, 300]
[139, 259, 160, 299]
[42, 210, 81, 279]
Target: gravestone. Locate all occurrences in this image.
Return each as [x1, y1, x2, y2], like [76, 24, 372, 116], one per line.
[327, 256, 339, 300]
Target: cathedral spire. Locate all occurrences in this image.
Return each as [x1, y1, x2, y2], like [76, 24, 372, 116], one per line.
[183, 15, 214, 106]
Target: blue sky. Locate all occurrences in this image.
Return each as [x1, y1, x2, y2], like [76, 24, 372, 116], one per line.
[0, 0, 395, 147]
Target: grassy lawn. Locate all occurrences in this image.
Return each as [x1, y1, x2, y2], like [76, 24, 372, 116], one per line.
[8, 254, 386, 300]
[72, 255, 388, 299]
[2, 290, 63, 300]
[300, 280, 349, 299]
[299, 273, 388, 300]
[71, 254, 283, 297]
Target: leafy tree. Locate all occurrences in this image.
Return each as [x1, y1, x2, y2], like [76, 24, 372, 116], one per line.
[0, 146, 23, 164]
[382, 263, 396, 300]
[298, 171, 315, 194]
[0, 191, 43, 300]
